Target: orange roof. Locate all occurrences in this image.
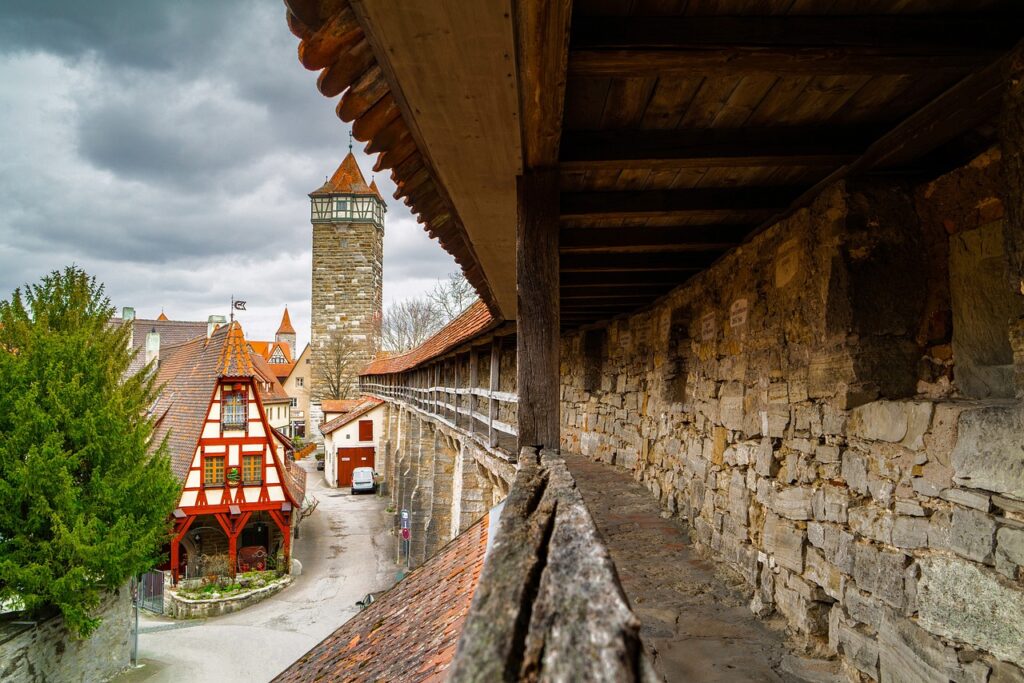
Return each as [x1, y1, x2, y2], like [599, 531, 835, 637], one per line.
[369, 178, 382, 200]
[157, 310, 169, 321]
[277, 307, 296, 335]
[218, 321, 256, 377]
[321, 398, 362, 414]
[311, 151, 378, 196]
[320, 397, 383, 435]
[361, 301, 497, 376]
[273, 513, 490, 682]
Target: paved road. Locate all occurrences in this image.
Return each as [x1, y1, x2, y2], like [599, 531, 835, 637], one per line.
[125, 461, 396, 683]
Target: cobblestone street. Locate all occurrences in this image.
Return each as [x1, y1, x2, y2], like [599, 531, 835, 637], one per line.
[121, 461, 396, 683]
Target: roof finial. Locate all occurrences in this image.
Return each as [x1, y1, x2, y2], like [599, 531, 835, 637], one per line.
[348, 130, 353, 153]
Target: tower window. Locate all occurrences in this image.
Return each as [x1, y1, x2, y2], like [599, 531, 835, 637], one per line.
[334, 198, 348, 213]
[222, 389, 247, 428]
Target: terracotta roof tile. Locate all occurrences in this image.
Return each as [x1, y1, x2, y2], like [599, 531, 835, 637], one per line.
[320, 397, 383, 436]
[311, 151, 378, 197]
[250, 352, 291, 403]
[273, 513, 490, 682]
[277, 306, 296, 335]
[113, 317, 208, 377]
[156, 311, 169, 321]
[321, 398, 362, 414]
[218, 321, 256, 377]
[361, 301, 496, 376]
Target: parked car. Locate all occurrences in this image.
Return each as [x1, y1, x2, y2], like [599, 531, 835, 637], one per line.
[351, 467, 376, 495]
[316, 458, 325, 471]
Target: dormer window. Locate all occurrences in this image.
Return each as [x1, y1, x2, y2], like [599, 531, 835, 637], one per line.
[222, 387, 247, 429]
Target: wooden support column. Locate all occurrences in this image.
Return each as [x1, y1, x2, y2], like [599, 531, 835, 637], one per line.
[489, 338, 500, 448]
[454, 358, 461, 429]
[469, 348, 479, 435]
[170, 516, 196, 584]
[517, 169, 561, 451]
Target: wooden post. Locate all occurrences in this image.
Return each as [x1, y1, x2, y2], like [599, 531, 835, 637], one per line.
[469, 348, 479, 435]
[489, 338, 500, 447]
[517, 169, 561, 451]
[454, 358, 461, 429]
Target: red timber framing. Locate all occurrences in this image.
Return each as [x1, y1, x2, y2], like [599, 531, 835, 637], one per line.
[170, 376, 299, 582]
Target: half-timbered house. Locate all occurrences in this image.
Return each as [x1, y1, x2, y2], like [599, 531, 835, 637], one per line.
[149, 321, 306, 582]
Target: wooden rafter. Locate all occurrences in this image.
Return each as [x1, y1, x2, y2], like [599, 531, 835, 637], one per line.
[560, 225, 749, 253]
[561, 187, 799, 221]
[568, 14, 1020, 77]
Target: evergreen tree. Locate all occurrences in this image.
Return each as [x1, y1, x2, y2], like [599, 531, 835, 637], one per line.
[0, 267, 179, 637]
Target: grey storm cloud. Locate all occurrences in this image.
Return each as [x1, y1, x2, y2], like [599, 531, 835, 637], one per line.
[0, 0, 458, 347]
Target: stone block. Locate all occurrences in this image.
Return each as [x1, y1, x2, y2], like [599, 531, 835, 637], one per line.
[813, 484, 850, 523]
[878, 611, 984, 683]
[772, 486, 814, 521]
[917, 557, 1024, 667]
[951, 405, 1024, 500]
[837, 621, 880, 681]
[991, 660, 1024, 683]
[894, 499, 926, 517]
[848, 400, 932, 448]
[940, 487, 991, 512]
[763, 512, 805, 573]
[753, 437, 779, 477]
[719, 381, 745, 431]
[892, 516, 929, 549]
[845, 588, 883, 631]
[853, 543, 908, 609]
[804, 546, 843, 601]
[997, 526, 1024, 578]
[927, 509, 952, 551]
[775, 574, 830, 636]
[815, 443, 841, 464]
[848, 505, 893, 545]
[842, 449, 870, 495]
[949, 507, 996, 564]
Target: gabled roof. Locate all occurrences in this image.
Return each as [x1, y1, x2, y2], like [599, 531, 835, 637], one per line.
[277, 307, 296, 335]
[320, 397, 383, 436]
[321, 398, 362, 415]
[273, 513, 490, 682]
[248, 340, 293, 364]
[157, 311, 169, 321]
[361, 301, 497, 376]
[250, 352, 292, 404]
[310, 151, 378, 197]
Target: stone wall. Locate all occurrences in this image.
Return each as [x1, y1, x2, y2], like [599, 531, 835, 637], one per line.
[380, 401, 512, 568]
[561, 153, 1024, 681]
[0, 588, 131, 683]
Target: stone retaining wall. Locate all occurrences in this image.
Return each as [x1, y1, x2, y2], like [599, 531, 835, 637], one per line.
[166, 576, 292, 619]
[0, 588, 131, 683]
[562, 152, 1024, 681]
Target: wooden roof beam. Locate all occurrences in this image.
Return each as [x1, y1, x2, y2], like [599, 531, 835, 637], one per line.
[568, 15, 1021, 77]
[560, 224, 749, 253]
[560, 271, 693, 286]
[560, 128, 874, 171]
[561, 187, 800, 221]
[561, 253, 716, 273]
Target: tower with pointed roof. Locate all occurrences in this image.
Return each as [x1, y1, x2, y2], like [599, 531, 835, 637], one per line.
[309, 151, 386, 415]
[275, 306, 297, 353]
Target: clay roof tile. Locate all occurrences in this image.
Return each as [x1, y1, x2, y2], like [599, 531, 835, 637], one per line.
[277, 307, 296, 335]
[311, 151, 378, 197]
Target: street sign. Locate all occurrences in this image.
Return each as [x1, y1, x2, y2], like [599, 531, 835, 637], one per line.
[400, 509, 409, 521]
[401, 527, 410, 540]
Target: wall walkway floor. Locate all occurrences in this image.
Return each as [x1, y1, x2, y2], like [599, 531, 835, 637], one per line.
[565, 454, 827, 683]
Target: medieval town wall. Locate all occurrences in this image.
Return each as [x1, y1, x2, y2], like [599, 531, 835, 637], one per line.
[561, 150, 1024, 681]
[380, 402, 511, 568]
[0, 588, 131, 683]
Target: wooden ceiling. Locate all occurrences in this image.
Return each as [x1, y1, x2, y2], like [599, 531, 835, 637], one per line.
[555, 0, 1024, 328]
[287, 0, 1024, 331]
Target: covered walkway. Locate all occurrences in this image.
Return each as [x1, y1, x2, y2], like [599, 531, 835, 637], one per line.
[566, 454, 824, 683]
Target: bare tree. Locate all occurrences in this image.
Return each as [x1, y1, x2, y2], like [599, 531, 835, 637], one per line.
[428, 271, 477, 322]
[316, 333, 366, 400]
[381, 298, 443, 353]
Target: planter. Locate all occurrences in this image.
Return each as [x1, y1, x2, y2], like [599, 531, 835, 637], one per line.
[167, 576, 292, 619]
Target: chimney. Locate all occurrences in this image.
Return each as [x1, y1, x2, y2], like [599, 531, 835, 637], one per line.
[122, 307, 136, 348]
[207, 314, 227, 339]
[145, 328, 160, 367]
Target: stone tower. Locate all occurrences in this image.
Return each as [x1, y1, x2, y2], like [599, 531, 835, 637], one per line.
[309, 151, 386, 418]
[275, 306, 297, 355]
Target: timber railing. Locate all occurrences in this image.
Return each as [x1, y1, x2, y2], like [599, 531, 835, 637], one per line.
[359, 330, 519, 456]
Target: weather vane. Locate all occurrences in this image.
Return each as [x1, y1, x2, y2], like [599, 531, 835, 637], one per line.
[348, 130, 353, 153]
[229, 295, 247, 322]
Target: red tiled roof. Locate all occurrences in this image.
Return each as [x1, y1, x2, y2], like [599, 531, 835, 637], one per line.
[218, 321, 256, 377]
[311, 151, 378, 197]
[320, 397, 383, 436]
[114, 316, 208, 377]
[157, 311, 169, 321]
[361, 301, 496, 376]
[273, 361, 296, 382]
[277, 306, 296, 335]
[250, 352, 291, 403]
[322, 398, 362, 414]
[273, 514, 490, 682]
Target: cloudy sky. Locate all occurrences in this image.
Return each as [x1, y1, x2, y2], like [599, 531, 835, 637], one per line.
[0, 0, 458, 350]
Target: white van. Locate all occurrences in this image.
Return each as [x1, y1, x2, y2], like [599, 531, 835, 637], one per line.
[351, 467, 376, 495]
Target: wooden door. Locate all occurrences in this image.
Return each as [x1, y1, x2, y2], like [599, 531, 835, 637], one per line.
[337, 447, 375, 486]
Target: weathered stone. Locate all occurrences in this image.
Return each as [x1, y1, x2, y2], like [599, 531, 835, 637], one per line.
[804, 547, 843, 601]
[853, 543, 908, 609]
[848, 505, 893, 545]
[719, 381, 745, 431]
[940, 487, 992, 512]
[949, 506, 996, 564]
[763, 513, 805, 573]
[836, 621, 880, 681]
[927, 509, 952, 551]
[917, 557, 1024, 667]
[997, 526, 1024, 577]
[845, 588, 883, 630]
[815, 443, 841, 464]
[848, 400, 932, 448]
[813, 484, 850, 523]
[771, 486, 814, 521]
[894, 499, 926, 517]
[842, 450, 869, 495]
[990, 660, 1024, 683]
[878, 611, 984, 683]
[951, 405, 1024, 500]
[892, 516, 929, 549]
[775, 573, 830, 636]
